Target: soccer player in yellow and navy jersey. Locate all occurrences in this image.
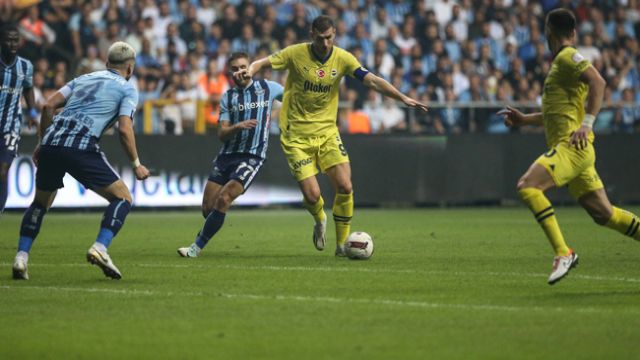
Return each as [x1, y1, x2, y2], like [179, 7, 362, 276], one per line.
[238, 16, 427, 256]
[500, 8, 640, 285]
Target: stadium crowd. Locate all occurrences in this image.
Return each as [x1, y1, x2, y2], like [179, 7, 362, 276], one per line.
[6, 0, 640, 135]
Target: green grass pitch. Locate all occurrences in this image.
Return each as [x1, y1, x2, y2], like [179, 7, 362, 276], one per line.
[1, 207, 640, 359]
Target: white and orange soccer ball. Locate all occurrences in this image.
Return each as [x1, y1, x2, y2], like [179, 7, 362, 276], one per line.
[345, 232, 374, 260]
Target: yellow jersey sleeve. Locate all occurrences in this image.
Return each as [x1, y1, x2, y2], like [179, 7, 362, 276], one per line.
[268, 45, 295, 71]
[341, 51, 363, 78]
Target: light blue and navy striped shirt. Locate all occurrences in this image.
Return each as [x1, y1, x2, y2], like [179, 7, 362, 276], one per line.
[0, 56, 33, 135]
[42, 69, 138, 152]
[219, 79, 283, 159]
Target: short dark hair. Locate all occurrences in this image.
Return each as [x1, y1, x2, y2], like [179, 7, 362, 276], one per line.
[311, 15, 335, 33]
[228, 52, 249, 66]
[0, 23, 19, 38]
[546, 8, 576, 39]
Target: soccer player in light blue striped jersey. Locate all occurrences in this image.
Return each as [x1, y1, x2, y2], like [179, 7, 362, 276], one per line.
[0, 23, 38, 214]
[177, 52, 283, 258]
[12, 42, 150, 280]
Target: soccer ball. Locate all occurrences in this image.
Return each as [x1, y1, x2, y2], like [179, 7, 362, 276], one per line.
[345, 232, 374, 260]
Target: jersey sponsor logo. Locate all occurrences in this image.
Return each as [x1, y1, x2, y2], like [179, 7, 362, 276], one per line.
[316, 69, 326, 78]
[303, 80, 332, 93]
[232, 100, 270, 112]
[292, 157, 312, 170]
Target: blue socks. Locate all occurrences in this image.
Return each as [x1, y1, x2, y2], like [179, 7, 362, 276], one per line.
[195, 210, 226, 249]
[96, 199, 132, 248]
[18, 203, 47, 253]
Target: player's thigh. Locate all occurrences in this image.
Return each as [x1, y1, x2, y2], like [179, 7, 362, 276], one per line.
[317, 132, 349, 174]
[569, 163, 605, 200]
[94, 180, 132, 203]
[35, 146, 68, 192]
[68, 151, 122, 194]
[325, 162, 352, 194]
[280, 138, 318, 181]
[218, 180, 245, 204]
[227, 156, 264, 193]
[531, 142, 593, 189]
[0, 161, 10, 181]
[517, 162, 555, 191]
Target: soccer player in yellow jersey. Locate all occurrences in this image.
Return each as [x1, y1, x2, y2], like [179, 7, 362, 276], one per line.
[500, 8, 640, 284]
[237, 16, 427, 256]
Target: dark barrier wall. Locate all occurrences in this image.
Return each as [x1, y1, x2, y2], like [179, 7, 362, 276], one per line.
[17, 134, 640, 205]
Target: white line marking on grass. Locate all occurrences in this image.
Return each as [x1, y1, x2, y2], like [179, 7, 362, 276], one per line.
[2, 285, 638, 315]
[2, 262, 640, 284]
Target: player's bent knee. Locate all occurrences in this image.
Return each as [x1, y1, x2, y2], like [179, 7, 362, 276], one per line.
[215, 191, 234, 211]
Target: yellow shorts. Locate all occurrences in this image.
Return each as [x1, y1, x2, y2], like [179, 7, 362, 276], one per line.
[534, 141, 604, 199]
[280, 130, 350, 181]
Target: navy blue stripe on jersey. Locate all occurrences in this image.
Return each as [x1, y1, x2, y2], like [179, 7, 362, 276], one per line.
[71, 124, 90, 148]
[243, 83, 260, 152]
[9, 60, 26, 128]
[220, 91, 234, 155]
[1, 64, 18, 133]
[230, 89, 246, 153]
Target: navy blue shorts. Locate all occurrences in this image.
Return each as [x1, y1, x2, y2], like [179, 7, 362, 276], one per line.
[36, 146, 120, 191]
[0, 132, 19, 164]
[208, 153, 264, 191]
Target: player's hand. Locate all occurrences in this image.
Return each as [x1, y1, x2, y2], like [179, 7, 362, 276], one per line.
[32, 144, 40, 166]
[402, 97, 429, 112]
[498, 106, 525, 127]
[569, 125, 591, 150]
[134, 165, 150, 180]
[236, 119, 258, 129]
[233, 69, 252, 81]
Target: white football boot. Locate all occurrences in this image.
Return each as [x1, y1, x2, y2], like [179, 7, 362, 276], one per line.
[548, 250, 579, 285]
[177, 243, 201, 258]
[12, 253, 29, 280]
[87, 244, 122, 280]
[313, 217, 327, 251]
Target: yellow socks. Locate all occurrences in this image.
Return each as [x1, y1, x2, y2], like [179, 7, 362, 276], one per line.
[333, 192, 353, 247]
[303, 196, 326, 224]
[518, 188, 571, 256]
[605, 207, 640, 240]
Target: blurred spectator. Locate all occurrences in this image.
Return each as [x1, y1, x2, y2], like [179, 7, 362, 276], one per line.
[76, 45, 106, 75]
[198, 58, 229, 131]
[19, 5, 56, 59]
[614, 88, 640, 133]
[9, 0, 640, 135]
[365, 94, 407, 134]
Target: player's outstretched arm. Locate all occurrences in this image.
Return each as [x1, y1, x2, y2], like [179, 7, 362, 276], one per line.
[237, 57, 272, 80]
[498, 106, 543, 128]
[117, 115, 149, 180]
[362, 73, 428, 112]
[570, 66, 606, 149]
[218, 120, 258, 142]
